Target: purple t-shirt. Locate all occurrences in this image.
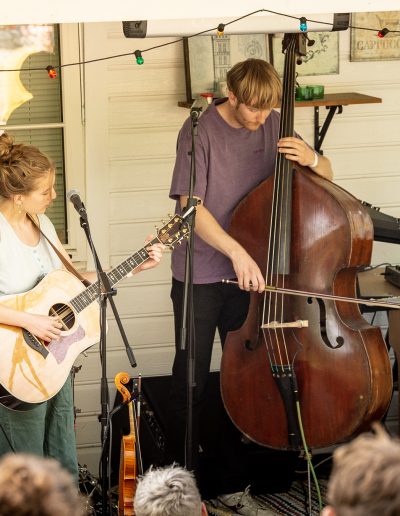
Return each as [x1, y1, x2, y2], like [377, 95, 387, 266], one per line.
[169, 99, 280, 284]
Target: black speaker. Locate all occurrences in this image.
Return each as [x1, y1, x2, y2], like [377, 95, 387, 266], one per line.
[110, 372, 297, 498]
[122, 21, 147, 38]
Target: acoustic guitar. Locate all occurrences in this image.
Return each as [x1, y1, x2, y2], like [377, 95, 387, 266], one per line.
[0, 215, 189, 410]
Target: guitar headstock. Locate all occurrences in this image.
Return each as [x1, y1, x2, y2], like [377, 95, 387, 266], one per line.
[157, 214, 190, 249]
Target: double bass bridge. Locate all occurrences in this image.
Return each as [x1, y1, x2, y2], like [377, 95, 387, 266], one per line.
[261, 319, 308, 329]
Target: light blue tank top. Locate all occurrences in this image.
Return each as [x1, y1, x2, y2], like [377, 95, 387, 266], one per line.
[0, 213, 62, 296]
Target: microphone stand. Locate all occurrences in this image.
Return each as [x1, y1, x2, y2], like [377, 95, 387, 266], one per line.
[179, 106, 202, 470]
[76, 205, 136, 516]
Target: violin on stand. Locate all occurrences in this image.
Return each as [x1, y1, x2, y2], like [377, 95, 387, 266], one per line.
[115, 372, 143, 516]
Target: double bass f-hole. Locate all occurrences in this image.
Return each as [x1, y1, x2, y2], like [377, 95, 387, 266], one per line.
[115, 372, 143, 516]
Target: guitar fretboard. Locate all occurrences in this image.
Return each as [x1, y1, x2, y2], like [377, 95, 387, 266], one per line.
[70, 241, 156, 313]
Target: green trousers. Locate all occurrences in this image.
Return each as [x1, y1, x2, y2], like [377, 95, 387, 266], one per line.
[0, 377, 78, 480]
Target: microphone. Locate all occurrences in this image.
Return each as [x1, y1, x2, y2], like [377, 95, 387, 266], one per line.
[67, 189, 87, 220]
[190, 95, 211, 122]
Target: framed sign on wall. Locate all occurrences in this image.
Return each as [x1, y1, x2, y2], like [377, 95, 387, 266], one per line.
[351, 11, 400, 61]
[270, 32, 339, 76]
[183, 34, 270, 101]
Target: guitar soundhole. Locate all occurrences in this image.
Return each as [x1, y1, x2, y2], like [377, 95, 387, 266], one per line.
[50, 303, 75, 330]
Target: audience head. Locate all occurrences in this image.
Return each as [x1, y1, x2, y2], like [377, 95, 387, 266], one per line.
[134, 464, 207, 516]
[322, 424, 400, 516]
[0, 453, 87, 516]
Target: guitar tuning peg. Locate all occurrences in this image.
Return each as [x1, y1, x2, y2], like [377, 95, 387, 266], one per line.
[178, 240, 182, 245]
[168, 213, 172, 218]
[170, 245, 175, 250]
[154, 225, 159, 231]
[161, 219, 166, 224]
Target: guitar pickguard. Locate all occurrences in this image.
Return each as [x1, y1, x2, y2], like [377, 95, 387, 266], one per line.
[47, 325, 86, 364]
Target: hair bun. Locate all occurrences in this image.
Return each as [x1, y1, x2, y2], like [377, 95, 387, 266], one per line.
[0, 133, 15, 161]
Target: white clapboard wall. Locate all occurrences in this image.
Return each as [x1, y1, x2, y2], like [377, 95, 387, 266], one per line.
[73, 22, 400, 471]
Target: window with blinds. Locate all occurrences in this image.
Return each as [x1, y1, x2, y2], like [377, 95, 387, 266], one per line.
[2, 24, 67, 243]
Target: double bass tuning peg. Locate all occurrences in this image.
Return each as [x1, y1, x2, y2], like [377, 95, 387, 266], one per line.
[306, 34, 315, 46]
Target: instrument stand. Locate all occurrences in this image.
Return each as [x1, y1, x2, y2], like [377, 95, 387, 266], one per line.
[179, 107, 202, 470]
[77, 210, 137, 516]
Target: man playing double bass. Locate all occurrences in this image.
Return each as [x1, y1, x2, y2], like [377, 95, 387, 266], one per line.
[168, 58, 333, 473]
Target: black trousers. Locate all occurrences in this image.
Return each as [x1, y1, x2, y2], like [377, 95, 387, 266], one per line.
[168, 278, 250, 472]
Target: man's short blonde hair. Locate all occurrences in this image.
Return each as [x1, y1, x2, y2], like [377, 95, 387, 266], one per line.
[226, 58, 282, 110]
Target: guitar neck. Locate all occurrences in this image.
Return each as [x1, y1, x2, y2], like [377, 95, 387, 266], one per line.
[70, 237, 159, 314]
[107, 236, 159, 287]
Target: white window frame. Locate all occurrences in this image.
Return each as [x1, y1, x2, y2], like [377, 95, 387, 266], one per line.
[1, 24, 88, 263]
[60, 23, 87, 263]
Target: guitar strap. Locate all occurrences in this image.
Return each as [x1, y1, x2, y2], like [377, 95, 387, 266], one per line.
[28, 214, 91, 287]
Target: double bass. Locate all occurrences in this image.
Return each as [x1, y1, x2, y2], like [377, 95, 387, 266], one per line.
[220, 33, 392, 450]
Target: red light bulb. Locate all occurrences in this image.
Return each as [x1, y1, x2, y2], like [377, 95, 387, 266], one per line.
[46, 65, 57, 79]
[377, 28, 389, 38]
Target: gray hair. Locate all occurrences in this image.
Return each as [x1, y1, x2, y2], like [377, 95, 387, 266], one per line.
[134, 465, 202, 516]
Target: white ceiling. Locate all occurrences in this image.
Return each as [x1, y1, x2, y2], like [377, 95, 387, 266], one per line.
[1, 0, 400, 25]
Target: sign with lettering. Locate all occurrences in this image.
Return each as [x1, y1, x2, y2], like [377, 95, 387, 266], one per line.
[351, 11, 400, 61]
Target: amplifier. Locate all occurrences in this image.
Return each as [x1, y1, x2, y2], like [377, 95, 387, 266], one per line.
[385, 265, 400, 289]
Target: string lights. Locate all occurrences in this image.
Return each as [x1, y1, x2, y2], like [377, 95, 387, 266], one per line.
[0, 8, 399, 78]
[299, 17, 308, 32]
[216, 23, 225, 37]
[134, 50, 144, 65]
[46, 65, 57, 78]
[377, 27, 390, 38]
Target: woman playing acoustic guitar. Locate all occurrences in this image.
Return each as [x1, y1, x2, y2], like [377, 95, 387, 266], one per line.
[0, 132, 164, 480]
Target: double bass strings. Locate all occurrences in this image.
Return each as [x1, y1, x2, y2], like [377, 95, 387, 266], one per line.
[262, 35, 297, 372]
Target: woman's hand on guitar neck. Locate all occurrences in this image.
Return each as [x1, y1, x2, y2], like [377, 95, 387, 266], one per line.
[132, 234, 165, 274]
[22, 313, 63, 343]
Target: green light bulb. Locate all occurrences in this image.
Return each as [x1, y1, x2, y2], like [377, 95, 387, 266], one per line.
[134, 50, 144, 65]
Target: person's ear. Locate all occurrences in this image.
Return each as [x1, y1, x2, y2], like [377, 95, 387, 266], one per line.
[321, 505, 336, 516]
[227, 90, 237, 108]
[201, 501, 208, 515]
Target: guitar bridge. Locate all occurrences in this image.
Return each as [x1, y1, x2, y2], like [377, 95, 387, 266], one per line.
[22, 329, 49, 358]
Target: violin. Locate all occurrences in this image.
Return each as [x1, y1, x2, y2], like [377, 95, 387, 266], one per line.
[115, 372, 142, 516]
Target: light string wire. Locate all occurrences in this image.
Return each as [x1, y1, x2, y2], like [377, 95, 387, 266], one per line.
[1, 8, 400, 73]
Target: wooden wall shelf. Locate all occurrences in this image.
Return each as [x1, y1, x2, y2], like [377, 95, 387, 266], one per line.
[295, 93, 382, 153]
[179, 92, 382, 153]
